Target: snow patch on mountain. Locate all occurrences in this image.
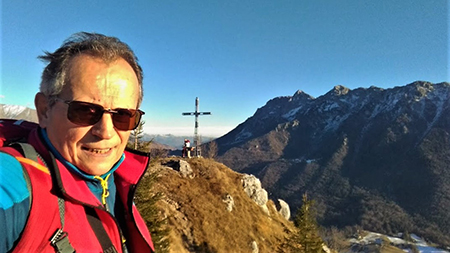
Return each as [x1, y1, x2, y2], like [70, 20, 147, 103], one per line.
[0, 104, 38, 123]
[349, 231, 449, 253]
[3, 104, 27, 116]
[234, 128, 253, 144]
[282, 106, 302, 121]
[324, 113, 351, 132]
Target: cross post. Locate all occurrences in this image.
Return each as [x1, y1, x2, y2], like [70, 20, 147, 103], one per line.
[182, 97, 211, 157]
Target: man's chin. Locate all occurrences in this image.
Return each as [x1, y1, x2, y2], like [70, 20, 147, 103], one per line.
[79, 163, 114, 176]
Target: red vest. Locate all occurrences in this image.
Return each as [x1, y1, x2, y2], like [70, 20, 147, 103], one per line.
[1, 126, 154, 253]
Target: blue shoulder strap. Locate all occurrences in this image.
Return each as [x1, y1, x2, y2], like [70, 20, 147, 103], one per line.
[10, 143, 35, 200]
[0, 147, 31, 252]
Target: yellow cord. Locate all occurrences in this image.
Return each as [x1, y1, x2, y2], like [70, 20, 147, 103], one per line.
[94, 174, 127, 245]
[93, 174, 111, 205]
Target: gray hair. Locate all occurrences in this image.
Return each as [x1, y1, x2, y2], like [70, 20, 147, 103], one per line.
[38, 32, 144, 107]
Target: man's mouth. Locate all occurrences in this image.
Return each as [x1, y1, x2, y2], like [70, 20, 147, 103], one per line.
[82, 147, 112, 154]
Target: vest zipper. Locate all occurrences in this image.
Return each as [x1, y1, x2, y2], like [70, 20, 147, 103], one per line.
[93, 174, 111, 211]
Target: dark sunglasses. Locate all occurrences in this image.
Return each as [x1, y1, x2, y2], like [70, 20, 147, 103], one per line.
[54, 98, 144, 131]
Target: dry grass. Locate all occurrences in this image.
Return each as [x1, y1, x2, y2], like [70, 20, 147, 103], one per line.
[142, 157, 296, 253]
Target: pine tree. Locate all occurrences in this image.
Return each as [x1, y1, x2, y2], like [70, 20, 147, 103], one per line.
[135, 170, 171, 252]
[281, 193, 325, 253]
[128, 120, 151, 151]
[296, 193, 325, 253]
[130, 120, 171, 252]
[131, 120, 145, 149]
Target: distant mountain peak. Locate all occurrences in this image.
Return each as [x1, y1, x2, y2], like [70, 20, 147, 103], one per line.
[0, 104, 38, 123]
[291, 90, 314, 101]
[3, 104, 27, 115]
[325, 85, 350, 97]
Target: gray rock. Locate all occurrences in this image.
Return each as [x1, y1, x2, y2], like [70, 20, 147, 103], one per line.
[178, 160, 194, 178]
[278, 199, 291, 220]
[222, 194, 235, 212]
[251, 240, 259, 253]
[162, 159, 194, 178]
[253, 188, 268, 206]
[242, 174, 262, 197]
[242, 174, 269, 214]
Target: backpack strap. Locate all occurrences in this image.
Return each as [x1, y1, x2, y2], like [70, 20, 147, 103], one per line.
[12, 143, 38, 163]
[85, 207, 119, 253]
[10, 142, 76, 253]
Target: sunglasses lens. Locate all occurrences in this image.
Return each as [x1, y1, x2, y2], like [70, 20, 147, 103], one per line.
[65, 100, 143, 130]
[113, 109, 142, 130]
[67, 102, 103, 126]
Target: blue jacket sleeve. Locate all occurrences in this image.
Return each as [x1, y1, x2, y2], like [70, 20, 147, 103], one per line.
[0, 152, 30, 252]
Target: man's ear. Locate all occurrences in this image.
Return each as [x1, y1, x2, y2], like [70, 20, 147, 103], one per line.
[34, 92, 50, 128]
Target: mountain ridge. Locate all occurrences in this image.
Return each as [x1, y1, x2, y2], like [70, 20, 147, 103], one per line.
[209, 81, 450, 247]
[217, 81, 449, 148]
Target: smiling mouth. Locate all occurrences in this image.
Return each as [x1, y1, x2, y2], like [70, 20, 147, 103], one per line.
[82, 147, 112, 154]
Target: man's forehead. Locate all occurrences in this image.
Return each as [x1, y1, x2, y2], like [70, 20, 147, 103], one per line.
[63, 53, 141, 107]
[68, 53, 123, 68]
[64, 55, 137, 91]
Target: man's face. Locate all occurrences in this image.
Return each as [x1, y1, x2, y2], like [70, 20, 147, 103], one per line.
[39, 54, 140, 176]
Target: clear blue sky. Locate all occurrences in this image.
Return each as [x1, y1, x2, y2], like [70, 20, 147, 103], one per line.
[1, 1, 449, 137]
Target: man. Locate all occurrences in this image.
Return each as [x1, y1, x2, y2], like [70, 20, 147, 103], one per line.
[0, 32, 154, 252]
[182, 139, 191, 158]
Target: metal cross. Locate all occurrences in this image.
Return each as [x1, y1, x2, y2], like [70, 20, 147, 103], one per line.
[182, 97, 211, 157]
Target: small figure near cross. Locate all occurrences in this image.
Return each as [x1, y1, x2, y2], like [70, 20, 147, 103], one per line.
[182, 139, 195, 158]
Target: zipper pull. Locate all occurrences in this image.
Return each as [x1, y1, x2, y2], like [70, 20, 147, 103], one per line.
[94, 174, 111, 209]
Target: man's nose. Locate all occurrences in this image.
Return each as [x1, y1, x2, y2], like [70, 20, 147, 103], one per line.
[91, 113, 115, 139]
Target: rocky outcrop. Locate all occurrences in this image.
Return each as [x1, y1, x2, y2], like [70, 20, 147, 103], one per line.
[162, 159, 194, 178]
[242, 174, 269, 215]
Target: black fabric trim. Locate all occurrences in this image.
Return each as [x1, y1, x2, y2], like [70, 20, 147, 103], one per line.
[85, 207, 118, 253]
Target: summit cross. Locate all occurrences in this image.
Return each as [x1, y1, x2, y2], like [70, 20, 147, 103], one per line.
[182, 97, 211, 157]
